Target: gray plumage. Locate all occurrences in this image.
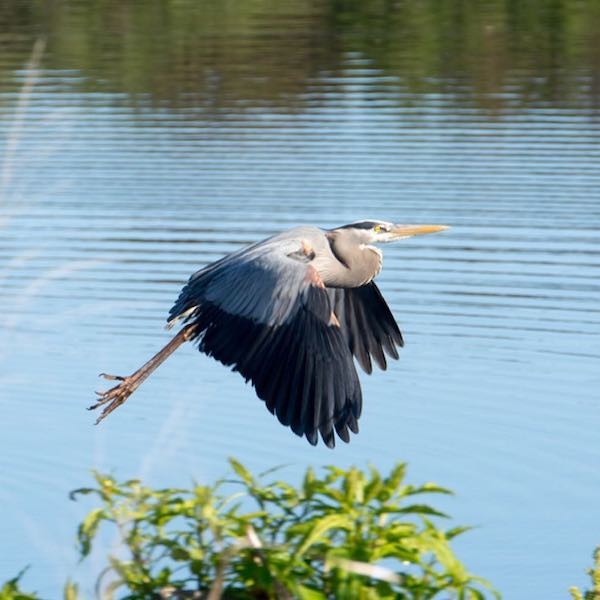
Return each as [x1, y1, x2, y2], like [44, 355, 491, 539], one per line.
[90, 220, 448, 448]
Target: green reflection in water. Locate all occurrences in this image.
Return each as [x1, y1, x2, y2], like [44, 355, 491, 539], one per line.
[1, 0, 599, 112]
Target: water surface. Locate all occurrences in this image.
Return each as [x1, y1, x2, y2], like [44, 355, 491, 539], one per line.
[1, 2, 600, 597]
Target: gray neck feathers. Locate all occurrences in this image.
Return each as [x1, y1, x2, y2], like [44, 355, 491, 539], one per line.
[320, 230, 382, 288]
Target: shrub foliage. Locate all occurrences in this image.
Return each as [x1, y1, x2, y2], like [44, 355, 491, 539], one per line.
[0, 460, 501, 599]
[570, 547, 600, 600]
[66, 459, 495, 599]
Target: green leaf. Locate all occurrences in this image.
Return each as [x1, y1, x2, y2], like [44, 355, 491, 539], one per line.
[446, 525, 473, 540]
[385, 463, 406, 492]
[467, 576, 502, 599]
[407, 482, 453, 496]
[342, 467, 364, 505]
[420, 534, 468, 580]
[569, 586, 583, 600]
[77, 508, 105, 557]
[371, 542, 418, 562]
[396, 504, 449, 518]
[62, 580, 79, 600]
[68, 487, 97, 501]
[228, 457, 254, 486]
[364, 466, 383, 502]
[0, 567, 39, 599]
[303, 467, 316, 497]
[258, 463, 290, 478]
[293, 514, 352, 558]
[296, 584, 327, 600]
[170, 546, 190, 560]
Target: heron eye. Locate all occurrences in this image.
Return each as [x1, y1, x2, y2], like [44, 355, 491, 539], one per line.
[374, 225, 382, 233]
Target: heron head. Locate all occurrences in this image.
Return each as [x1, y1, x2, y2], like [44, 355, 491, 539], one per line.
[337, 220, 449, 244]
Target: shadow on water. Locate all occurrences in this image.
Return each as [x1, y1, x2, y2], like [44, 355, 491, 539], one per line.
[1, 1, 600, 598]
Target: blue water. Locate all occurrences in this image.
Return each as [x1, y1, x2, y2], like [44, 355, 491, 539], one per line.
[1, 8, 600, 598]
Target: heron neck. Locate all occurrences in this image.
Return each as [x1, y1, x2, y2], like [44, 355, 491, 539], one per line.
[324, 232, 382, 287]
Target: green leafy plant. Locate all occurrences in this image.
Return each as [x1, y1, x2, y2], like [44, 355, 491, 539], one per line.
[0, 568, 38, 600]
[68, 459, 497, 599]
[570, 547, 600, 600]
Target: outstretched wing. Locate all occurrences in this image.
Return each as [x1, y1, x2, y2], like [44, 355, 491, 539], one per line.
[328, 282, 404, 374]
[168, 232, 362, 448]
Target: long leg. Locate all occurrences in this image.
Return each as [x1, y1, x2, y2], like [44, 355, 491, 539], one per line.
[89, 324, 197, 424]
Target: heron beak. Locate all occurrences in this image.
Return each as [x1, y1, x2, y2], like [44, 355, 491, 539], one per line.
[389, 224, 450, 240]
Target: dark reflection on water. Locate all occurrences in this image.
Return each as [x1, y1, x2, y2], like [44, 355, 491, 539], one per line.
[2, 0, 600, 112]
[1, 1, 600, 598]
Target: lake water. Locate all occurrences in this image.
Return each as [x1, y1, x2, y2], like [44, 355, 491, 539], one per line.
[1, 2, 599, 598]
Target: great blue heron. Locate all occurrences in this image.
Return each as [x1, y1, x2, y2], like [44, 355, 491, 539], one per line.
[89, 220, 448, 447]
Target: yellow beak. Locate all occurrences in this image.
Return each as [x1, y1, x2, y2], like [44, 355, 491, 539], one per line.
[391, 224, 450, 238]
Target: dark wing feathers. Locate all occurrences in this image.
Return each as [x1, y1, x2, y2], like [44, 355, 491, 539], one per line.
[329, 282, 404, 374]
[185, 291, 361, 448]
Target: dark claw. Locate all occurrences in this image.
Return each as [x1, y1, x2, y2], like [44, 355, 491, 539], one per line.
[89, 377, 135, 424]
[94, 411, 110, 425]
[88, 396, 110, 410]
[99, 373, 125, 381]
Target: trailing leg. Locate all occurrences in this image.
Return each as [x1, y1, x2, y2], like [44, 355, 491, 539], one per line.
[89, 324, 197, 424]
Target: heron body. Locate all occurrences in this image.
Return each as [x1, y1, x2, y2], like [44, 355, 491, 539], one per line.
[90, 220, 448, 448]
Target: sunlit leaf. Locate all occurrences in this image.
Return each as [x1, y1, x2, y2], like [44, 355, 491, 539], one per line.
[385, 463, 406, 491]
[446, 525, 473, 539]
[62, 580, 79, 600]
[77, 508, 105, 557]
[364, 466, 383, 502]
[303, 467, 316, 497]
[294, 514, 353, 558]
[295, 584, 328, 599]
[407, 483, 453, 496]
[396, 504, 449, 518]
[228, 457, 254, 485]
[342, 467, 364, 505]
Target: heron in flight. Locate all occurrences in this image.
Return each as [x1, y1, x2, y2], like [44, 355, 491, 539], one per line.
[89, 220, 448, 447]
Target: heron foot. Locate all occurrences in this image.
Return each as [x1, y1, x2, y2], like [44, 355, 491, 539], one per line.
[88, 374, 136, 424]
